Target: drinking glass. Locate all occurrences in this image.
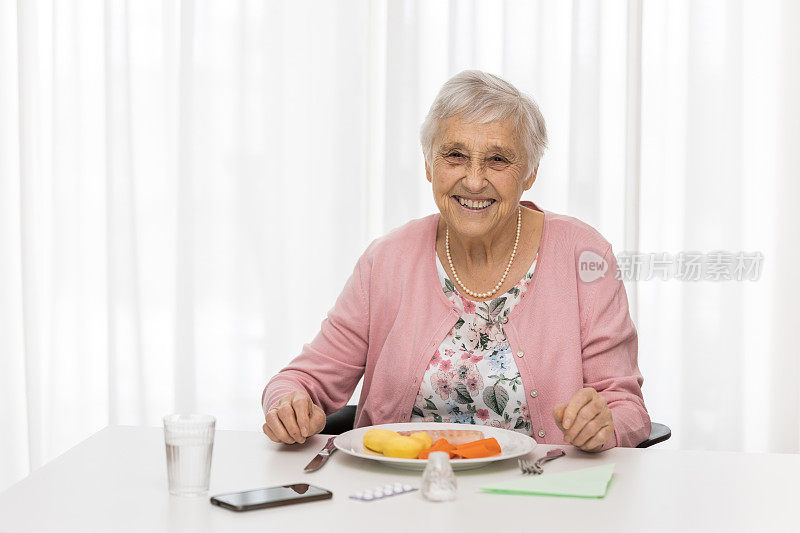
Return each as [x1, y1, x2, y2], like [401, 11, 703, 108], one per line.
[163, 414, 215, 496]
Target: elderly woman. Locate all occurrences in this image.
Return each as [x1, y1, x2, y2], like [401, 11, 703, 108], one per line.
[261, 70, 650, 452]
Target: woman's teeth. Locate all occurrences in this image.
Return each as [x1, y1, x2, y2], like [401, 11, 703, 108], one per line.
[456, 196, 494, 210]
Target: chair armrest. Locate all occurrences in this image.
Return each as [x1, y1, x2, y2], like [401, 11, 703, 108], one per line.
[636, 422, 672, 448]
[322, 405, 357, 435]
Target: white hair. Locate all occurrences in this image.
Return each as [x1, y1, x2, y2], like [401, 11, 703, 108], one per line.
[420, 70, 548, 173]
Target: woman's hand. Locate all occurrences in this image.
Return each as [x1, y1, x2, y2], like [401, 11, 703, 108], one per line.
[553, 387, 614, 452]
[262, 391, 327, 444]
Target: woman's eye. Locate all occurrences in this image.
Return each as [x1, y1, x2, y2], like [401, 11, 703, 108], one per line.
[444, 152, 466, 163]
[491, 156, 506, 163]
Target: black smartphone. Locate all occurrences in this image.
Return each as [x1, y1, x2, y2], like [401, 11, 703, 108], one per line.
[210, 484, 332, 512]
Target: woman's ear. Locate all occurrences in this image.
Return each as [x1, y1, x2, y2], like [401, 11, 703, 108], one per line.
[425, 160, 432, 183]
[523, 164, 539, 191]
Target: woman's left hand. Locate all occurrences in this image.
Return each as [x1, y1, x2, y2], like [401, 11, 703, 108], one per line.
[553, 387, 614, 452]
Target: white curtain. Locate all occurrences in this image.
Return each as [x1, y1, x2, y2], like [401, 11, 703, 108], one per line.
[1, 0, 798, 491]
[638, 0, 800, 454]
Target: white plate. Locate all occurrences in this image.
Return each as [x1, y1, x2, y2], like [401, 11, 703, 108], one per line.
[333, 422, 536, 471]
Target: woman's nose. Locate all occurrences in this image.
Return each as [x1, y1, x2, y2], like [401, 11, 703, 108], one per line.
[462, 162, 488, 191]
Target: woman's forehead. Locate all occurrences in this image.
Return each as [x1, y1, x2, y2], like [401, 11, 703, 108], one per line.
[437, 115, 520, 149]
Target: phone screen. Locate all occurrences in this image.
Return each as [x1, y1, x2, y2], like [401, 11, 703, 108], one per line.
[211, 484, 332, 511]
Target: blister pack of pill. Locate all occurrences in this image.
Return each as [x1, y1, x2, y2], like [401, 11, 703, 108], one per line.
[349, 482, 417, 502]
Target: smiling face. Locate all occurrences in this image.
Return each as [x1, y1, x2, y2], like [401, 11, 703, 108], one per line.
[426, 115, 536, 240]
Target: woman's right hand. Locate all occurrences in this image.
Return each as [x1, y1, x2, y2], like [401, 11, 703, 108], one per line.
[262, 391, 327, 444]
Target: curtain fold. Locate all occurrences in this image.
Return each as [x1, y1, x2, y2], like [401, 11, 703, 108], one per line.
[1, 0, 798, 492]
[0, 0, 27, 486]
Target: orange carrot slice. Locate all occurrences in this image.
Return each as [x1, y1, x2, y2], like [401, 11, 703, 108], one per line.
[417, 438, 457, 459]
[453, 438, 502, 459]
[462, 437, 501, 453]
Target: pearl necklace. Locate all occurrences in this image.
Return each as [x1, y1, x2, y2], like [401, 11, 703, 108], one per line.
[445, 206, 521, 299]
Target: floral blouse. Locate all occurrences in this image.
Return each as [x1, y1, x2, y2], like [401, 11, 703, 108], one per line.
[409, 253, 537, 435]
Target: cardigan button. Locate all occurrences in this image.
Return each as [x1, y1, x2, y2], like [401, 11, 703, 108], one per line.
[516, 350, 524, 358]
[538, 429, 546, 438]
[501, 316, 508, 323]
[530, 389, 538, 398]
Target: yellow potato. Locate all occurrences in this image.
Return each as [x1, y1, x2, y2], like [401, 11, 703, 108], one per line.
[363, 429, 400, 453]
[408, 431, 433, 450]
[382, 435, 426, 459]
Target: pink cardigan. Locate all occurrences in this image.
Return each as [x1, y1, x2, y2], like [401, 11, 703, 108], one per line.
[262, 202, 650, 448]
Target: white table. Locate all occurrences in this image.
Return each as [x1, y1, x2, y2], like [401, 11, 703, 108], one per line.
[0, 426, 796, 532]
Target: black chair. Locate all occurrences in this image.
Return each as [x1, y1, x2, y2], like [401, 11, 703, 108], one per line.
[322, 405, 358, 436]
[636, 422, 671, 448]
[322, 404, 671, 448]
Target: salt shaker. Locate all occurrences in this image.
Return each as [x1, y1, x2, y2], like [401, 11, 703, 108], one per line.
[421, 451, 457, 501]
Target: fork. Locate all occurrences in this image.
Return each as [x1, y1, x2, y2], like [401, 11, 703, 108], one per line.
[518, 448, 566, 475]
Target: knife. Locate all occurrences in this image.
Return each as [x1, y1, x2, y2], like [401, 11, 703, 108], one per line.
[303, 436, 337, 472]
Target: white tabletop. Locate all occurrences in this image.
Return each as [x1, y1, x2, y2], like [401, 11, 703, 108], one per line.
[0, 426, 796, 532]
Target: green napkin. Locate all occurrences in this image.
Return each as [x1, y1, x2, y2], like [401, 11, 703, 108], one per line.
[479, 463, 615, 498]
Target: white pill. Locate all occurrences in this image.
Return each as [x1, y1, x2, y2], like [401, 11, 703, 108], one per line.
[383, 488, 394, 496]
[403, 484, 413, 491]
[374, 490, 384, 498]
[353, 492, 363, 499]
[393, 483, 404, 492]
[362, 493, 374, 501]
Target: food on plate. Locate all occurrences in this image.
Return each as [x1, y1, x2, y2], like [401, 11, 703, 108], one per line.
[362, 428, 504, 460]
[417, 437, 501, 459]
[417, 438, 458, 460]
[452, 438, 501, 459]
[381, 435, 427, 458]
[398, 429, 484, 446]
[363, 428, 401, 453]
[408, 431, 433, 449]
